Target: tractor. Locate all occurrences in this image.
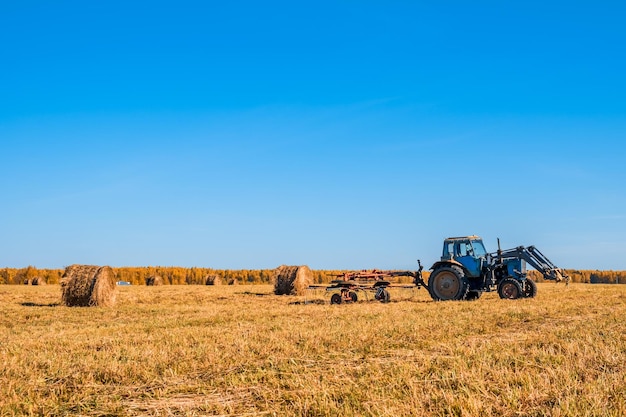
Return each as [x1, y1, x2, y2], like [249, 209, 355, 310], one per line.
[427, 236, 569, 301]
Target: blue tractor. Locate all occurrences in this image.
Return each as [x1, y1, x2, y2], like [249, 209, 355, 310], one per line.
[427, 236, 569, 301]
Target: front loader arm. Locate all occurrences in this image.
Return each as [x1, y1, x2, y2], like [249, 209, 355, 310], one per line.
[497, 245, 570, 283]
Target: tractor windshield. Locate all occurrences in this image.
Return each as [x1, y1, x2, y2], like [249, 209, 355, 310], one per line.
[470, 240, 487, 257]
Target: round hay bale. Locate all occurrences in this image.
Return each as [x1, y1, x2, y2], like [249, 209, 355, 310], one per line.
[145, 275, 164, 286]
[23, 278, 31, 285]
[205, 274, 222, 285]
[228, 278, 239, 286]
[273, 265, 313, 295]
[61, 264, 117, 307]
[31, 276, 47, 285]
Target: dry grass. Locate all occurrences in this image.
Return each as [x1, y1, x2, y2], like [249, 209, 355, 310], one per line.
[0, 283, 624, 416]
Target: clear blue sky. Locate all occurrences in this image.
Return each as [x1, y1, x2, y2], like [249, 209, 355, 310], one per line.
[1, 1, 625, 271]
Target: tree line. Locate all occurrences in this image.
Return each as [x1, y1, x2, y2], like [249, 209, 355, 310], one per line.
[0, 266, 338, 286]
[528, 269, 626, 284]
[1, 266, 625, 285]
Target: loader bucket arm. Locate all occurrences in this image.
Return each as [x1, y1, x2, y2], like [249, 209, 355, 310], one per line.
[497, 245, 570, 283]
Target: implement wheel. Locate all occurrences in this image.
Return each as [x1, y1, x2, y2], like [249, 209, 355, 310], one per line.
[374, 287, 390, 303]
[428, 265, 469, 301]
[348, 291, 358, 302]
[498, 278, 523, 299]
[330, 293, 342, 305]
[523, 278, 537, 298]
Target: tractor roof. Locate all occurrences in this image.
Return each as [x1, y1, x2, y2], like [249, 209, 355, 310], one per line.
[444, 235, 482, 241]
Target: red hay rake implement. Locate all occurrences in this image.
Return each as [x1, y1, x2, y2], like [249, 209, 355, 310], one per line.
[311, 261, 427, 304]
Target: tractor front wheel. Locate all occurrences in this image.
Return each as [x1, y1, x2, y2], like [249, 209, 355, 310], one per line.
[428, 265, 469, 301]
[523, 278, 538, 298]
[498, 278, 523, 299]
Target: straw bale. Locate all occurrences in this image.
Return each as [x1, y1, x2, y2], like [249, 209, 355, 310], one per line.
[228, 278, 239, 286]
[31, 276, 47, 285]
[273, 265, 313, 295]
[61, 264, 117, 307]
[145, 275, 164, 286]
[205, 274, 222, 285]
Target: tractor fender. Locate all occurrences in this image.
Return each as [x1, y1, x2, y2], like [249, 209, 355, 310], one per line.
[430, 259, 465, 272]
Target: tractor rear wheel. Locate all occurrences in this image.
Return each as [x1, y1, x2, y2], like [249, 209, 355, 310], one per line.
[498, 278, 523, 299]
[523, 278, 537, 298]
[330, 293, 342, 304]
[428, 265, 469, 301]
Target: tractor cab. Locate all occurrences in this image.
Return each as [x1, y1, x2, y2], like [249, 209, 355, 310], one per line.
[441, 236, 487, 277]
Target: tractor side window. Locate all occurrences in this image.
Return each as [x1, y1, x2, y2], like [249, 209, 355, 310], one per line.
[471, 240, 487, 256]
[457, 243, 467, 256]
[444, 243, 454, 257]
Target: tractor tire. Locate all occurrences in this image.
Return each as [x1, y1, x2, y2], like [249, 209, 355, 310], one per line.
[465, 290, 482, 301]
[330, 293, 342, 305]
[498, 278, 523, 300]
[375, 288, 390, 303]
[428, 265, 469, 301]
[348, 291, 358, 302]
[523, 278, 537, 298]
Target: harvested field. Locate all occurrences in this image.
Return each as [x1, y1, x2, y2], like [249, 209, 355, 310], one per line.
[0, 283, 624, 416]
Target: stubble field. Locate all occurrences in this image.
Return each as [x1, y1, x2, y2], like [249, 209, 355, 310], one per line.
[0, 283, 624, 416]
